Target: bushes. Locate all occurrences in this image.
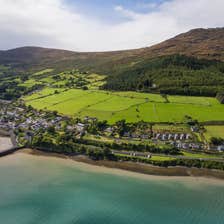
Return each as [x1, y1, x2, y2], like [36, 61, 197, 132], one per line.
[116, 155, 224, 170]
[210, 137, 224, 145]
[32, 136, 116, 161]
[72, 138, 180, 155]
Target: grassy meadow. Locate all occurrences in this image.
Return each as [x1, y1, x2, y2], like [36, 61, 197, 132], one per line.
[204, 126, 224, 140]
[24, 87, 224, 124]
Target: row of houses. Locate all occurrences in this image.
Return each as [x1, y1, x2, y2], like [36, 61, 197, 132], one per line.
[122, 132, 192, 143]
[153, 133, 191, 141]
[123, 132, 151, 139]
[171, 142, 203, 150]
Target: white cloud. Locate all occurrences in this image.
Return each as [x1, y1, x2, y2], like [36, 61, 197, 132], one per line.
[114, 5, 140, 19]
[0, 0, 223, 51]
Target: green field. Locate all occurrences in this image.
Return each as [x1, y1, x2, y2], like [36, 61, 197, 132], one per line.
[19, 79, 42, 87]
[182, 151, 223, 159]
[24, 88, 224, 124]
[153, 124, 189, 132]
[204, 126, 224, 140]
[116, 153, 175, 161]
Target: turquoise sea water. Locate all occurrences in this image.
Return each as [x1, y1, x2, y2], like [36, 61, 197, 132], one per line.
[0, 153, 224, 224]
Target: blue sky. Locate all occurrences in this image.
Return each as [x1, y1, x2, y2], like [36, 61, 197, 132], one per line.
[65, 0, 167, 23]
[0, 0, 223, 51]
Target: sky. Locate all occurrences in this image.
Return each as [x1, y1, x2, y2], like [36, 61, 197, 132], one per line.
[0, 0, 223, 52]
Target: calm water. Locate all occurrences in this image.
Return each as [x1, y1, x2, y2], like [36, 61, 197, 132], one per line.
[0, 153, 224, 224]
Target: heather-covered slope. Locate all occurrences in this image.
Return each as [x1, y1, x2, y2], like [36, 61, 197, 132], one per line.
[0, 28, 223, 74]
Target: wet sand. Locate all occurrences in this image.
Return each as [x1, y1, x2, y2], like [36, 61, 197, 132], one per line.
[11, 148, 224, 184]
[0, 136, 13, 152]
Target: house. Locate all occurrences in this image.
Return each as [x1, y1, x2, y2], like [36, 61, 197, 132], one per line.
[123, 132, 130, 137]
[141, 134, 149, 139]
[105, 127, 114, 134]
[162, 134, 168, 141]
[180, 134, 185, 140]
[67, 125, 74, 131]
[75, 123, 86, 132]
[217, 145, 224, 151]
[182, 143, 189, 149]
[191, 126, 199, 132]
[174, 134, 179, 140]
[84, 116, 97, 122]
[131, 133, 139, 138]
[191, 143, 200, 149]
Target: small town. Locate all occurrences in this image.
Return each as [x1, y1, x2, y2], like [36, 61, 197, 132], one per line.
[1, 99, 224, 157]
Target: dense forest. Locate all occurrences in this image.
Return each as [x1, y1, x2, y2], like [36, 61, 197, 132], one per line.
[102, 55, 224, 97]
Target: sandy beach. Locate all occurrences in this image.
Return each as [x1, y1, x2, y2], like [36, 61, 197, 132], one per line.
[7, 148, 223, 184]
[0, 136, 13, 152]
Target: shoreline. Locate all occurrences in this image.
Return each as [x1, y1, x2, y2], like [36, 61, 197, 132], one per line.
[0, 136, 13, 152]
[19, 148, 224, 181]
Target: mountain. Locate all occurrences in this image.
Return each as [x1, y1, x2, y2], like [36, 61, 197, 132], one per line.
[0, 28, 223, 75]
[141, 28, 224, 61]
[0, 28, 224, 97]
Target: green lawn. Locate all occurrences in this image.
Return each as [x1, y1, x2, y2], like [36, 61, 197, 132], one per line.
[24, 88, 224, 124]
[24, 88, 65, 101]
[116, 153, 176, 161]
[19, 79, 42, 88]
[111, 91, 166, 102]
[182, 151, 223, 159]
[150, 155, 176, 161]
[167, 95, 215, 106]
[204, 126, 224, 140]
[153, 124, 189, 132]
[88, 95, 145, 112]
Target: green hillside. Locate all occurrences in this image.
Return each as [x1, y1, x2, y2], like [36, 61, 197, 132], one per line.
[102, 55, 224, 96]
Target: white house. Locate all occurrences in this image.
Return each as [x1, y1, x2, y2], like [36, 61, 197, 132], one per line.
[217, 145, 224, 151]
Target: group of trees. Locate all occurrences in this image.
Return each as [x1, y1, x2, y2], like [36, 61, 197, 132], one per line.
[0, 69, 44, 100]
[102, 55, 224, 97]
[31, 131, 117, 161]
[0, 79, 43, 100]
[116, 154, 224, 170]
[210, 137, 224, 146]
